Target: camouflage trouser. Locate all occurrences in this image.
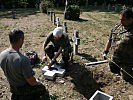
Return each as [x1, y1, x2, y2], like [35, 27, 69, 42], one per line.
[109, 59, 121, 74]
[109, 56, 133, 83]
[121, 64, 133, 83]
[109, 50, 123, 74]
[10, 84, 50, 100]
[45, 45, 72, 63]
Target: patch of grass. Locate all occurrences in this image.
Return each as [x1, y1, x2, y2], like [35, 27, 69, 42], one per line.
[73, 55, 81, 62]
[0, 7, 126, 100]
[64, 7, 120, 61]
[50, 93, 59, 100]
[0, 9, 11, 16]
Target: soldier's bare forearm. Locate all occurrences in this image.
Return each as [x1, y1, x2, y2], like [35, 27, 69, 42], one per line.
[52, 47, 62, 61]
[104, 40, 111, 52]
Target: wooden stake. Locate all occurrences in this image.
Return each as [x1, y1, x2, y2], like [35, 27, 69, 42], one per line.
[85, 60, 108, 66]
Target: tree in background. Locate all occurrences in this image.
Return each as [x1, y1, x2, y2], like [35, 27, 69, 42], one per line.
[39, 0, 55, 13]
[0, 0, 132, 8]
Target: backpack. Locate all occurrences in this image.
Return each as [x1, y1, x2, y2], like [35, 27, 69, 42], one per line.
[24, 51, 38, 66]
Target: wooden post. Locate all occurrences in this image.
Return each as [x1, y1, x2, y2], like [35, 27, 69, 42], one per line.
[108, 4, 111, 11]
[65, 0, 68, 12]
[12, 4, 16, 19]
[102, 3, 104, 10]
[47, 8, 50, 16]
[85, 60, 108, 66]
[94, 2, 97, 7]
[64, 0, 68, 19]
[72, 30, 80, 55]
[102, 2, 106, 10]
[63, 21, 67, 33]
[12, 10, 15, 19]
[56, 17, 60, 27]
[46, 6, 48, 15]
[114, 4, 117, 11]
[85, 0, 88, 9]
[53, 12, 56, 25]
[50, 11, 53, 22]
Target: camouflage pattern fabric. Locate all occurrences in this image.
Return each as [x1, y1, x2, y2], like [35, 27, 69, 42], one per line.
[109, 24, 133, 75]
[45, 44, 72, 63]
[62, 46, 73, 63]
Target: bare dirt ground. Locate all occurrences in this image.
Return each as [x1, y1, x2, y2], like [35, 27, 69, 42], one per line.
[0, 8, 133, 100]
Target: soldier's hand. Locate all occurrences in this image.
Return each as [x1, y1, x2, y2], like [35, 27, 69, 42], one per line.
[48, 67, 58, 71]
[102, 51, 109, 60]
[36, 79, 42, 85]
[42, 55, 47, 62]
[48, 62, 52, 68]
[48, 59, 55, 68]
[103, 53, 107, 60]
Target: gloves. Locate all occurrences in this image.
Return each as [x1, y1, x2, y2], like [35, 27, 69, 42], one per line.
[36, 79, 42, 85]
[42, 55, 47, 62]
[48, 59, 56, 68]
[103, 50, 109, 60]
[49, 67, 58, 71]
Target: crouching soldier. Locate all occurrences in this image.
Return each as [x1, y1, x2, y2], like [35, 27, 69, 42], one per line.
[42, 27, 72, 69]
[0, 29, 50, 100]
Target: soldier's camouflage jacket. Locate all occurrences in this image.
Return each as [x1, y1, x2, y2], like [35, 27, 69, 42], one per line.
[109, 23, 133, 64]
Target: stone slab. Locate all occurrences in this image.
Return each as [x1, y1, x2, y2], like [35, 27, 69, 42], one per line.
[42, 64, 65, 80]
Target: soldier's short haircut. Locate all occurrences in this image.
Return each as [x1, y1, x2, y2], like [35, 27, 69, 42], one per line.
[120, 8, 133, 19]
[9, 29, 24, 44]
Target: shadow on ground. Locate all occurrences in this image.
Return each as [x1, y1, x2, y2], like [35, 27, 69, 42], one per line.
[78, 53, 98, 62]
[66, 61, 101, 99]
[77, 18, 88, 22]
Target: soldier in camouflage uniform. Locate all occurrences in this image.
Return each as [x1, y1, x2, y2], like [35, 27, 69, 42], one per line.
[103, 9, 133, 82]
[42, 27, 72, 68]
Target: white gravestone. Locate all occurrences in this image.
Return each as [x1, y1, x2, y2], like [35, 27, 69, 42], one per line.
[42, 64, 65, 80]
[56, 17, 60, 27]
[89, 90, 113, 100]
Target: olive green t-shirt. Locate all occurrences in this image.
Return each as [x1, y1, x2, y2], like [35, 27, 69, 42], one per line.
[44, 32, 71, 49]
[0, 48, 34, 87]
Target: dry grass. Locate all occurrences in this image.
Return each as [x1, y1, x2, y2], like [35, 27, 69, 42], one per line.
[0, 8, 133, 100]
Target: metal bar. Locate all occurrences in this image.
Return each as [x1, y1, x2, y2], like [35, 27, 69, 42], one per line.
[85, 60, 108, 66]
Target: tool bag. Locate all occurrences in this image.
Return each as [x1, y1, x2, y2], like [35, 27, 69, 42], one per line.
[24, 51, 38, 66]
